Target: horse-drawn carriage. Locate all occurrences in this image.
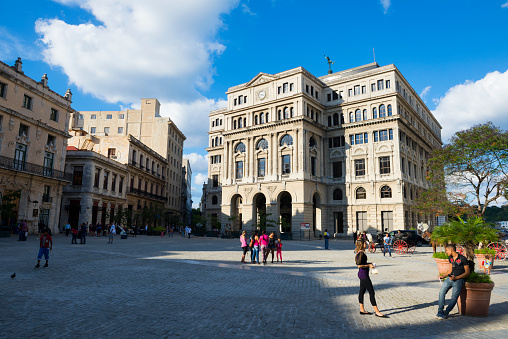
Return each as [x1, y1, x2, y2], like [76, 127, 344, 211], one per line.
[456, 240, 507, 260]
[365, 231, 420, 255]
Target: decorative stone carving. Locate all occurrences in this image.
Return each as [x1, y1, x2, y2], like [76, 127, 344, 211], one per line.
[16, 133, 30, 145]
[9, 118, 14, 131]
[244, 187, 252, 197]
[45, 142, 57, 153]
[36, 129, 41, 140]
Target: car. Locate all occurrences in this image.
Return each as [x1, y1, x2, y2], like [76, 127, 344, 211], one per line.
[388, 230, 429, 247]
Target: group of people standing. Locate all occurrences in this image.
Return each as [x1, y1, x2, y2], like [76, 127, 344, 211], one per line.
[240, 230, 282, 264]
[69, 223, 117, 244]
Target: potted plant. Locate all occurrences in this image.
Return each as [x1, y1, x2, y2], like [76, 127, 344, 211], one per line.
[475, 248, 496, 269]
[433, 252, 452, 275]
[457, 272, 495, 316]
[431, 216, 498, 271]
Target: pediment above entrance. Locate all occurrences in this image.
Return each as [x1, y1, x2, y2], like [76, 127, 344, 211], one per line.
[246, 73, 278, 87]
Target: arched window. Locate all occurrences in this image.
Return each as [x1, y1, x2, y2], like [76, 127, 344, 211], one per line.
[380, 185, 392, 198]
[349, 112, 354, 123]
[328, 116, 332, 127]
[233, 120, 237, 129]
[211, 139, 215, 147]
[363, 109, 368, 120]
[260, 114, 264, 124]
[265, 113, 269, 122]
[356, 187, 366, 199]
[278, 110, 282, 120]
[244, 117, 246, 127]
[379, 104, 386, 118]
[403, 186, 407, 199]
[388, 104, 392, 116]
[235, 142, 246, 153]
[340, 113, 345, 124]
[311, 109, 314, 120]
[255, 115, 258, 125]
[373, 107, 377, 119]
[333, 113, 339, 126]
[309, 136, 316, 148]
[290, 107, 294, 118]
[257, 138, 268, 150]
[355, 109, 362, 122]
[219, 137, 222, 145]
[215, 137, 218, 145]
[212, 195, 218, 205]
[284, 107, 289, 119]
[280, 134, 293, 147]
[238, 117, 243, 128]
[333, 188, 343, 200]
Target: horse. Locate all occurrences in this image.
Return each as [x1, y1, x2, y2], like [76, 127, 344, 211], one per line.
[423, 230, 444, 253]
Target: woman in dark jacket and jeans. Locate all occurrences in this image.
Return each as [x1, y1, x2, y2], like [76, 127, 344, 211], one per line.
[355, 239, 386, 317]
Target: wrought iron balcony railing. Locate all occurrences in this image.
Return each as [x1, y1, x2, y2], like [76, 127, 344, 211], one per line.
[0, 155, 72, 182]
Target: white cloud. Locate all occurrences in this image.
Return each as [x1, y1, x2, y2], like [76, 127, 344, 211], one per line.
[241, 4, 256, 15]
[0, 28, 39, 61]
[183, 153, 209, 173]
[502, 1, 508, 8]
[380, 0, 391, 13]
[432, 69, 508, 141]
[420, 86, 431, 102]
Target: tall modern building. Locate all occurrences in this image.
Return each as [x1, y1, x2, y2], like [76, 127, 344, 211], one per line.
[202, 62, 442, 237]
[0, 58, 74, 235]
[70, 98, 186, 220]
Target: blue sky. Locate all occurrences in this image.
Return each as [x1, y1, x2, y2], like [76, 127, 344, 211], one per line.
[2, 0, 508, 206]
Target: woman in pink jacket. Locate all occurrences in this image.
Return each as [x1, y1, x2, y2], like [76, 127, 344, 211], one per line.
[240, 231, 248, 263]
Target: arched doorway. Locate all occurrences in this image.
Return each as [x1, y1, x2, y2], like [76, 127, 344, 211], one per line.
[252, 193, 266, 230]
[278, 192, 292, 233]
[230, 194, 243, 231]
[312, 193, 321, 234]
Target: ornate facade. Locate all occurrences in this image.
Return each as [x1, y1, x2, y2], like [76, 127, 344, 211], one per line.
[203, 63, 442, 237]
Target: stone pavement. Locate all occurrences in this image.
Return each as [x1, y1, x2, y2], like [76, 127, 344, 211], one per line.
[1, 234, 507, 338]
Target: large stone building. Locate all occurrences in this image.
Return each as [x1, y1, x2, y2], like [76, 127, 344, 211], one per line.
[181, 159, 192, 225]
[203, 62, 442, 237]
[70, 98, 185, 219]
[0, 58, 74, 235]
[66, 131, 168, 228]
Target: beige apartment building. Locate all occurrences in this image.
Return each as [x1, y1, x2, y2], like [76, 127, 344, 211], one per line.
[67, 131, 167, 227]
[0, 58, 74, 235]
[70, 98, 185, 219]
[203, 62, 442, 237]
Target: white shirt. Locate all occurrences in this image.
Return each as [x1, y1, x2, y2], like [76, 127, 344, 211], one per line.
[110, 225, 116, 234]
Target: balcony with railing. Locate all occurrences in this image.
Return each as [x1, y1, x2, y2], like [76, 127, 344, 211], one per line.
[0, 155, 72, 181]
[126, 186, 167, 202]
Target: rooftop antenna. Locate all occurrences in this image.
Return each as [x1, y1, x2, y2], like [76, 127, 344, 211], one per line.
[324, 55, 335, 74]
[373, 47, 376, 63]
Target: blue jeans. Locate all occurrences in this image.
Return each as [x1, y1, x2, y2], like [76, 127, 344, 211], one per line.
[325, 238, 329, 249]
[252, 246, 259, 263]
[383, 244, 391, 256]
[438, 278, 465, 315]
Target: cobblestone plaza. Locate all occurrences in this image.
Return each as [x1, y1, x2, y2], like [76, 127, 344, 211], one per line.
[2, 235, 508, 338]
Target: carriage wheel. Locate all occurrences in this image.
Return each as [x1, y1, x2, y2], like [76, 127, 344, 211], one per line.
[456, 245, 466, 256]
[393, 240, 407, 255]
[487, 242, 507, 261]
[407, 241, 416, 254]
[368, 242, 376, 253]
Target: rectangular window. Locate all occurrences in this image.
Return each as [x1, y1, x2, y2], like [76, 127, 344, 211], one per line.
[374, 131, 379, 142]
[311, 157, 316, 176]
[389, 129, 393, 140]
[348, 89, 353, 97]
[14, 143, 27, 170]
[94, 168, 100, 188]
[401, 158, 406, 174]
[91, 114, 96, 119]
[377, 80, 384, 90]
[118, 127, 123, 134]
[43, 152, 54, 176]
[339, 91, 343, 99]
[258, 158, 266, 177]
[355, 134, 363, 145]
[111, 174, 117, 192]
[22, 95, 32, 109]
[0, 82, 6, 98]
[90, 127, 96, 134]
[408, 161, 412, 177]
[50, 108, 58, 122]
[355, 159, 366, 176]
[282, 155, 291, 174]
[78, 114, 84, 120]
[106, 114, 112, 119]
[333, 91, 339, 100]
[350, 135, 354, 145]
[236, 161, 243, 179]
[306, 85, 309, 93]
[104, 127, 110, 134]
[311, 86, 314, 95]
[333, 161, 342, 178]
[47, 135, 55, 146]
[361, 85, 366, 94]
[108, 148, 116, 158]
[371, 83, 376, 92]
[119, 114, 125, 119]
[327, 93, 331, 102]
[278, 87, 281, 94]
[354, 85, 360, 95]
[119, 177, 123, 193]
[212, 174, 219, 187]
[239, 96, 243, 104]
[72, 166, 83, 185]
[290, 83, 294, 91]
[234, 98, 237, 106]
[379, 130, 388, 141]
[283, 83, 288, 93]
[364, 133, 368, 143]
[43, 185, 51, 203]
[380, 157, 390, 174]
[103, 172, 109, 189]
[386, 80, 391, 88]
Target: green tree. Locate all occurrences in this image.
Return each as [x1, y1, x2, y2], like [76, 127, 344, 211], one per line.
[254, 212, 278, 231]
[421, 122, 508, 218]
[431, 216, 498, 271]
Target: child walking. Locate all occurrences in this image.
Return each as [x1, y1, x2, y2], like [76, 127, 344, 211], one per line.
[483, 254, 493, 275]
[276, 239, 283, 263]
[35, 229, 52, 269]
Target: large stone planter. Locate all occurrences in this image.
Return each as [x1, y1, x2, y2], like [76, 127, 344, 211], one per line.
[475, 254, 495, 269]
[457, 282, 495, 316]
[435, 258, 452, 276]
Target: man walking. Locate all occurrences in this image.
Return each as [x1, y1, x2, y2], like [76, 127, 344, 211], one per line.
[436, 244, 470, 319]
[383, 233, 392, 257]
[108, 224, 116, 243]
[80, 223, 87, 244]
[65, 222, 71, 237]
[323, 229, 330, 250]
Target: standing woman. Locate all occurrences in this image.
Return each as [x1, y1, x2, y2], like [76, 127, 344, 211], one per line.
[267, 232, 277, 263]
[252, 232, 260, 264]
[240, 231, 248, 263]
[355, 239, 386, 317]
